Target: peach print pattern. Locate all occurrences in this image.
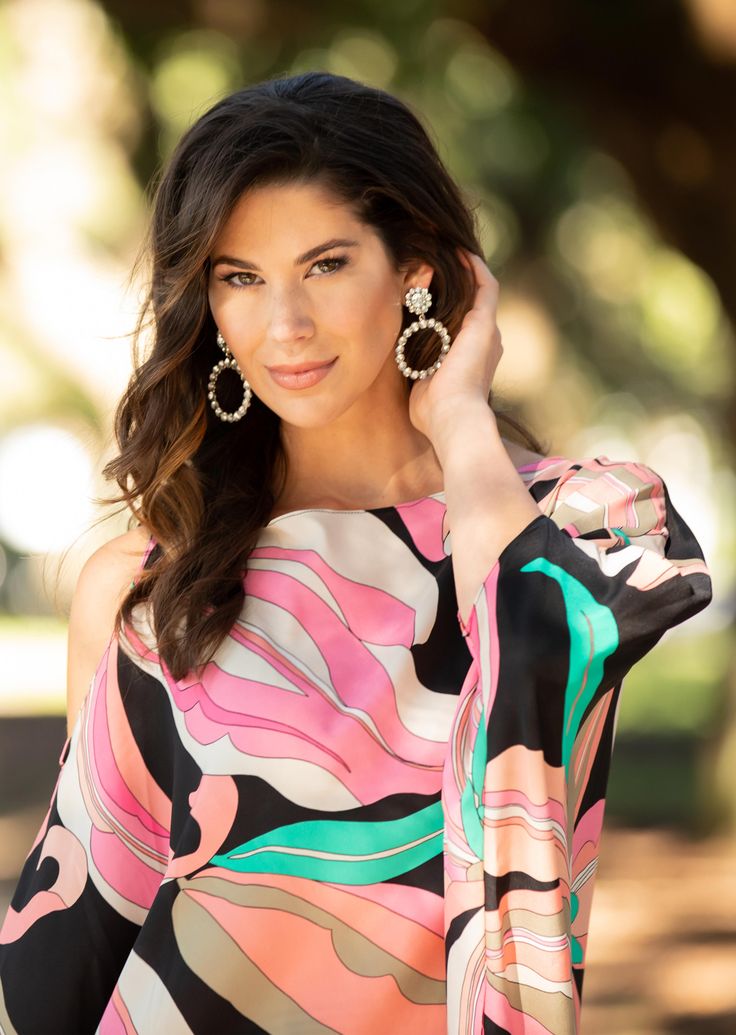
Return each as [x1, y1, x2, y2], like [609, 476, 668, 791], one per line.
[0, 456, 712, 1034]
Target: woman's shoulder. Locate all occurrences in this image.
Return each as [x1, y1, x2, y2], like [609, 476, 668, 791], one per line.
[65, 524, 155, 737]
[521, 451, 673, 542]
[93, 524, 154, 574]
[504, 442, 661, 488]
[76, 524, 155, 604]
[501, 443, 671, 527]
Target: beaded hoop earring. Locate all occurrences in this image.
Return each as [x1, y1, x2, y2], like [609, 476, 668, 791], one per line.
[394, 286, 452, 380]
[208, 331, 252, 422]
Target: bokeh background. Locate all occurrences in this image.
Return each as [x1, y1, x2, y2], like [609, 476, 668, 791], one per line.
[0, 1, 734, 1031]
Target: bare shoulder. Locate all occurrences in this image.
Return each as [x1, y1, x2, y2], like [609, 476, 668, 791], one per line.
[73, 525, 153, 607]
[88, 524, 153, 576]
[500, 436, 547, 468]
[65, 524, 153, 737]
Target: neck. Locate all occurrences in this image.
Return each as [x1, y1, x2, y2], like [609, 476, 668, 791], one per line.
[275, 387, 444, 513]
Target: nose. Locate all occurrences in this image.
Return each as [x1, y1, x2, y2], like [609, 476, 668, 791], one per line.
[267, 286, 315, 346]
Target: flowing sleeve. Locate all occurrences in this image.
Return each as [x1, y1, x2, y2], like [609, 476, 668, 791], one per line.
[442, 456, 713, 1035]
[0, 536, 172, 1035]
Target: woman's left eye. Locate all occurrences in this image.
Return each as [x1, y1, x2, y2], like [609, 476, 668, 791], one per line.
[311, 255, 348, 275]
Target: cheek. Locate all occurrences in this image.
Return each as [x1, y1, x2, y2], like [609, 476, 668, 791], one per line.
[330, 278, 401, 352]
[211, 294, 262, 357]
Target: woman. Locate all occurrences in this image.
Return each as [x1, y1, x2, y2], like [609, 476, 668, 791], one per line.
[0, 71, 712, 1034]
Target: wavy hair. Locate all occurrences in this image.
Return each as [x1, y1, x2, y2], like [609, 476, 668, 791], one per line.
[102, 70, 547, 681]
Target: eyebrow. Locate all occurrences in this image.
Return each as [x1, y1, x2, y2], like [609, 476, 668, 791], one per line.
[210, 238, 360, 271]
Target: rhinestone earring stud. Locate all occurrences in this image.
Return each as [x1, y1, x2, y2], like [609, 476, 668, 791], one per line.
[208, 330, 252, 422]
[394, 286, 452, 380]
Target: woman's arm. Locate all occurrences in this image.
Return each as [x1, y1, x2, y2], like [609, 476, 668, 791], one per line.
[408, 248, 541, 624]
[433, 399, 542, 626]
[0, 535, 171, 1034]
[438, 447, 711, 1032]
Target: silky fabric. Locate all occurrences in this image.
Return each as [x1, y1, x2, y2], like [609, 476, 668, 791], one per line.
[0, 454, 713, 1034]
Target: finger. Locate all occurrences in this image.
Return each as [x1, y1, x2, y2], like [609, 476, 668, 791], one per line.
[456, 246, 487, 277]
[466, 256, 499, 319]
[455, 248, 500, 333]
[467, 252, 499, 292]
[456, 248, 499, 297]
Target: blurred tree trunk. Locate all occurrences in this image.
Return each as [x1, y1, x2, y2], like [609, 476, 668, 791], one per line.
[470, 0, 736, 444]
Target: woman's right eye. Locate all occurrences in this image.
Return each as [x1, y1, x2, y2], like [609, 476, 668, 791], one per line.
[219, 271, 258, 289]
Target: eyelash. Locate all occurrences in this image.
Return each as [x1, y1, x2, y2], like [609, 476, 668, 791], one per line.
[218, 254, 349, 290]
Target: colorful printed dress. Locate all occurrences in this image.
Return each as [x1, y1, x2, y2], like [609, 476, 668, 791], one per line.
[0, 454, 712, 1034]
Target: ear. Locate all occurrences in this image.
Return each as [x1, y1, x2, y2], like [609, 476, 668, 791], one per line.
[400, 259, 435, 294]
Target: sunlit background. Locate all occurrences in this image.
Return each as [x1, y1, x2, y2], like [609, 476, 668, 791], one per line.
[1, 0, 735, 1030]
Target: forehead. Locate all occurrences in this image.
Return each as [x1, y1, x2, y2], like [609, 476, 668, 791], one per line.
[215, 180, 362, 245]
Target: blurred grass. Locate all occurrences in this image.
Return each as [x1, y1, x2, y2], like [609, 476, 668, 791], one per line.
[615, 626, 729, 736]
[605, 625, 729, 829]
[606, 735, 703, 828]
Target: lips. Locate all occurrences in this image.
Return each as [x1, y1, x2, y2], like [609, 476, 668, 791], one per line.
[266, 357, 338, 390]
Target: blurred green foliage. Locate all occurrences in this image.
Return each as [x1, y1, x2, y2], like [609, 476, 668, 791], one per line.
[0, 0, 733, 826]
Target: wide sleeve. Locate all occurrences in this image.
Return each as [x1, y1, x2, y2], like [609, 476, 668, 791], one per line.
[0, 537, 172, 1035]
[442, 456, 712, 1035]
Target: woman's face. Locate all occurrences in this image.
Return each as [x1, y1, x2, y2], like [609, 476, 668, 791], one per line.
[207, 179, 432, 428]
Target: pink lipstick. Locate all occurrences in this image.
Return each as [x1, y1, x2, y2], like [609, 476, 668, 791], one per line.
[266, 357, 337, 390]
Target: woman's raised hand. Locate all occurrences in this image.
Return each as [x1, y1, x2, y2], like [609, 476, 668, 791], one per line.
[407, 248, 503, 446]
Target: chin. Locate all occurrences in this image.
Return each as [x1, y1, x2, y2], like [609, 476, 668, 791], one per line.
[269, 398, 351, 430]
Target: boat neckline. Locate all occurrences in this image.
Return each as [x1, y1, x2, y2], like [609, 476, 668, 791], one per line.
[264, 454, 563, 528]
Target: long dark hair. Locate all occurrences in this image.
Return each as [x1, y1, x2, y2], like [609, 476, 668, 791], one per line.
[103, 70, 547, 681]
